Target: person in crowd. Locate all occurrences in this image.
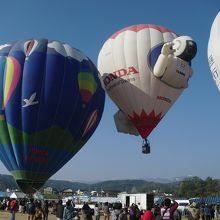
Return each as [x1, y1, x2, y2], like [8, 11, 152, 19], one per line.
[214, 205, 219, 218]
[94, 203, 101, 220]
[210, 206, 215, 219]
[27, 198, 36, 220]
[183, 206, 188, 216]
[200, 204, 205, 220]
[42, 200, 49, 220]
[81, 202, 92, 220]
[111, 203, 122, 220]
[52, 201, 58, 215]
[34, 202, 44, 220]
[141, 206, 154, 220]
[9, 198, 18, 220]
[19, 198, 25, 213]
[103, 202, 110, 220]
[119, 208, 128, 220]
[160, 198, 178, 220]
[204, 204, 211, 220]
[129, 203, 137, 220]
[74, 210, 81, 220]
[1, 198, 7, 210]
[7, 199, 10, 211]
[173, 209, 181, 220]
[154, 204, 162, 220]
[186, 202, 200, 220]
[56, 199, 64, 220]
[63, 200, 75, 220]
[135, 204, 142, 220]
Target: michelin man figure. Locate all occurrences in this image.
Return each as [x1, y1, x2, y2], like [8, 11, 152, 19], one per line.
[153, 36, 197, 88]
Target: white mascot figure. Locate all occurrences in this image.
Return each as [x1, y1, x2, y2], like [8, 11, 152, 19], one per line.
[153, 36, 197, 88]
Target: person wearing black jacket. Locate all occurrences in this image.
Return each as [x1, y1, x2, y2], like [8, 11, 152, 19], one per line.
[56, 200, 64, 220]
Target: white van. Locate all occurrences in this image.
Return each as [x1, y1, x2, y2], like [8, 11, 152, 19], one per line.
[175, 199, 189, 214]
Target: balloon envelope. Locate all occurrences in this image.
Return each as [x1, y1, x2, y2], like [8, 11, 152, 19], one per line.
[208, 11, 220, 91]
[98, 24, 189, 139]
[0, 39, 105, 193]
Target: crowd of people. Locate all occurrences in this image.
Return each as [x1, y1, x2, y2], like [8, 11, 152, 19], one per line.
[0, 197, 220, 220]
[0, 197, 49, 220]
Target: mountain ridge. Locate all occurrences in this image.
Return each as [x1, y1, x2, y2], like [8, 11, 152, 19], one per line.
[0, 173, 191, 192]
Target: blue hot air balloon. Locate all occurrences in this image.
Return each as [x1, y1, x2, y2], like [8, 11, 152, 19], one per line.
[0, 39, 105, 194]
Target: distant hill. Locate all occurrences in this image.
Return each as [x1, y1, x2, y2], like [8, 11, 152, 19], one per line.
[0, 174, 16, 190]
[142, 176, 194, 184]
[0, 174, 180, 193]
[0, 174, 90, 192]
[45, 179, 89, 191]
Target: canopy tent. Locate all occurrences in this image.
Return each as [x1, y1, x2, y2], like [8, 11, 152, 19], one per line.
[0, 191, 12, 198]
[0, 192, 6, 198]
[63, 195, 120, 204]
[189, 196, 220, 205]
[155, 197, 165, 204]
[90, 196, 119, 204]
[155, 196, 220, 206]
[10, 192, 26, 199]
[33, 192, 44, 200]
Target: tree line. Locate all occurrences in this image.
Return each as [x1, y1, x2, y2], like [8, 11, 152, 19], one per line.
[174, 176, 220, 198]
[135, 176, 220, 198]
[0, 174, 220, 198]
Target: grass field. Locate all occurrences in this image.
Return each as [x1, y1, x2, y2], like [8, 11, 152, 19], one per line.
[1, 210, 220, 220]
[0, 211, 187, 220]
[0, 210, 56, 220]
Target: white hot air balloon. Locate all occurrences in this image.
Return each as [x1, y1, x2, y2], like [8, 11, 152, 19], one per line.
[98, 24, 197, 153]
[208, 11, 220, 91]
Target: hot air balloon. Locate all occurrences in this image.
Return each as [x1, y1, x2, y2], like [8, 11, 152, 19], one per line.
[208, 11, 220, 91]
[98, 24, 197, 154]
[0, 39, 105, 193]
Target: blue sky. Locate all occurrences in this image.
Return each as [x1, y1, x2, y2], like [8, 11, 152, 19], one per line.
[0, 0, 220, 182]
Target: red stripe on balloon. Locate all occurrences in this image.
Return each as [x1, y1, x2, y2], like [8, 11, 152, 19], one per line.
[82, 110, 98, 137]
[26, 40, 35, 56]
[111, 24, 173, 39]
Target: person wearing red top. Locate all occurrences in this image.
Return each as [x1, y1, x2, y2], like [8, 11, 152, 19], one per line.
[9, 198, 18, 220]
[141, 207, 154, 220]
[160, 198, 178, 220]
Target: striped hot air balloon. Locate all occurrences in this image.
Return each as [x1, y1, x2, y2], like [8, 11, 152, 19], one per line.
[0, 39, 105, 194]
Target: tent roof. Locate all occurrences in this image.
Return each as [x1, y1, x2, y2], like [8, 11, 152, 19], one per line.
[0, 191, 12, 198]
[10, 192, 26, 199]
[189, 196, 220, 205]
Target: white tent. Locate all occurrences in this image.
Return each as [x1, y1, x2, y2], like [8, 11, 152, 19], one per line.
[33, 192, 44, 200]
[10, 192, 26, 199]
